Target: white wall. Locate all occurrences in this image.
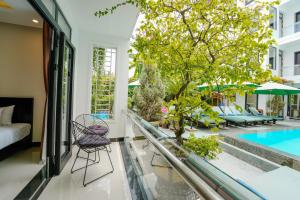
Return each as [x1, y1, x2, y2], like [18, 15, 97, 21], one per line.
[281, 42, 300, 82]
[0, 22, 45, 142]
[281, 2, 300, 37]
[56, 0, 133, 139]
[74, 30, 130, 138]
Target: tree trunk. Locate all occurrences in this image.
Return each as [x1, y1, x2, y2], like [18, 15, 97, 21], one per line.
[175, 114, 185, 145]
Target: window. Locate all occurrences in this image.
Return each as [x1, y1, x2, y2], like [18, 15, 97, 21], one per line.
[269, 46, 277, 70]
[91, 47, 117, 119]
[295, 52, 300, 75]
[246, 94, 258, 109]
[41, 0, 56, 17]
[296, 12, 300, 22]
[269, 7, 277, 30]
[279, 12, 283, 37]
[245, 0, 254, 6]
[279, 50, 283, 76]
[57, 10, 71, 39]
[295, 52, 300, 65]
[296, 12, 300, 33]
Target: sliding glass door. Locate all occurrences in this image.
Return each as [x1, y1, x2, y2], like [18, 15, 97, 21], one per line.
[55, 33, 74, 173]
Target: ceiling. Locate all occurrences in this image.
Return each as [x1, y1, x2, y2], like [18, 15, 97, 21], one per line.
[0, 0, 43, 28]
[57, 0, 139, 39]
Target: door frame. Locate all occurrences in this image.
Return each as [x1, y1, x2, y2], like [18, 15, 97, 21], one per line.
[28, 0, 76, 176]
[55, 33, 74, 173]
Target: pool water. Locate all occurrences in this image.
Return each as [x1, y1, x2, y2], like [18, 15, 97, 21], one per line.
[238, 129, 300, 157]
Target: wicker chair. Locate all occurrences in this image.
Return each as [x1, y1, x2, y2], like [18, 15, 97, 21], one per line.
[75, 114, 112, 152]
[71, 120, 114, 187]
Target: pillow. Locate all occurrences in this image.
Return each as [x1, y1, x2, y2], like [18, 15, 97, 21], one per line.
[0, 105, 15, 125]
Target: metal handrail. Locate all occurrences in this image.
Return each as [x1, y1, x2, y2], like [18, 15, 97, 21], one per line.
[126, 110, 224, 200]
[126, 110, 266, 200]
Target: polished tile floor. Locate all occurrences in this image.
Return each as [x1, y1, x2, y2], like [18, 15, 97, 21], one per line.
[38, 143, 132, 200]
[0, 147, 43, 200]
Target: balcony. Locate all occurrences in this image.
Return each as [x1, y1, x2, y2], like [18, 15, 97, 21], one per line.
[281, 66, 300, 78]
[295, 65, 300, 75]
[280, 22, 300, 38]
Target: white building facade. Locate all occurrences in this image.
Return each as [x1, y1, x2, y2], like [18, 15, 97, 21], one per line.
[235, 0, 300, 118]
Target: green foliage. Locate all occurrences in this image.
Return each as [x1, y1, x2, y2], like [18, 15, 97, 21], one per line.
[267, 96, 285, 116]
[91, 48, 115, 116]
[133, 63, 165, 121]
[130, 0, 277, 144]
[183, 134, 222, 160]
[94, 0, 146, 17]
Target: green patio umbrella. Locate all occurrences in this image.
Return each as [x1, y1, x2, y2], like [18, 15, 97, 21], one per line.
[254, 82, 300, 117]
[128, 80, 140, 89]
[197, 82, 259, 91]
[254, 82, 300, 95]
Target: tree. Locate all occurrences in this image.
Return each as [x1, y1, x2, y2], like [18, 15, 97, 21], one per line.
[130, 0, 276, 144]
[133, 62, 165, 121]
[267, 96, 285, 116]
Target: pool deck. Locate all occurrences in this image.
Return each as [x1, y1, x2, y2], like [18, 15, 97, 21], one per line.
[247, 166, 300, 200]
[159, 120, 300, 199]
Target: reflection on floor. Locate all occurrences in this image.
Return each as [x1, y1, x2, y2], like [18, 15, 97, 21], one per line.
[209, 152, 264, 183]
[38, 143, 131, 200]
[0, 147, 43, 200]
[131, 139, 197, 200]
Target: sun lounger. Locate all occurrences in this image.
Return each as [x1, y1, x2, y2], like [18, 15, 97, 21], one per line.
[190, 108, 226, 128]
[221, 106, 262, 126]
[212, 106, 248, 127]
[248, 107, 280, 124]
[228, 106, 265, 125]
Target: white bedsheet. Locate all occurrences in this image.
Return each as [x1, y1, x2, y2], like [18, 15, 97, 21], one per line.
[0, 123, 31, 150]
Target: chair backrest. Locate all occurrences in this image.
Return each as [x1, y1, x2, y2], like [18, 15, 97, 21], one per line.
[248, 107, 260, 116]
[75, 114, 109, 133]
[71, 121, 86, 142]
[212, 106, 224, 116]
[220, 106, 234, 116]
[229, 106, 250, 116]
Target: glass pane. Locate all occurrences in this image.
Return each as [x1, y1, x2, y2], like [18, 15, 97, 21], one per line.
[295, 52, 300, 65]
[289, 95, 300, 118]
[246, 94, 257, 109]
[91, 47, 116, 119]
[269, 47, 276, 69]
[61, 46, 70, 156]
[296, 12, 300, 22]
[41, 0, 56, 17]
[269, 7, 277, 30]
[58, 11, 71, 39]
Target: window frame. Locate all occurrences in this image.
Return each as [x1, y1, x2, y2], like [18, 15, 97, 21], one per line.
[269, 46, 277, 70]
[245, 0, 254, 6]
[90, 46, 117, 120]
[269, 7, 277, 30]
[296, 11, 300, 23]
[295, 51, 300, 66]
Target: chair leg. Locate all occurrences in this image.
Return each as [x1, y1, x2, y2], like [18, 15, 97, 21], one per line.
[81, 146, 114, 187]
[71, 148, 80, 174]
[106, 146, 114, 172]
[151, 152, 172, 168]
[108, 144, 112, 153]
[142, 140, 150, 149]
[83, 153, 90, 187]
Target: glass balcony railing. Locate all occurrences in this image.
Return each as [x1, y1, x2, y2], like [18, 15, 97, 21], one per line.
[281, 66, 300, 76]
[122, 110, 265, 200]
[295, 65, 300, 75]
[280, 22, 300, 38]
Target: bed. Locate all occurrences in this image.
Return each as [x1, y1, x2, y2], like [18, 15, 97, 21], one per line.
[0, 97, 33, 160]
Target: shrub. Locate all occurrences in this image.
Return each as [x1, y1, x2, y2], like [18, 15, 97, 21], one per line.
[183, 134, 222, 160]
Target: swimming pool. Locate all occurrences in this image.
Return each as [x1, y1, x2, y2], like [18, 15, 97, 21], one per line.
[238, 129, 300, 157]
